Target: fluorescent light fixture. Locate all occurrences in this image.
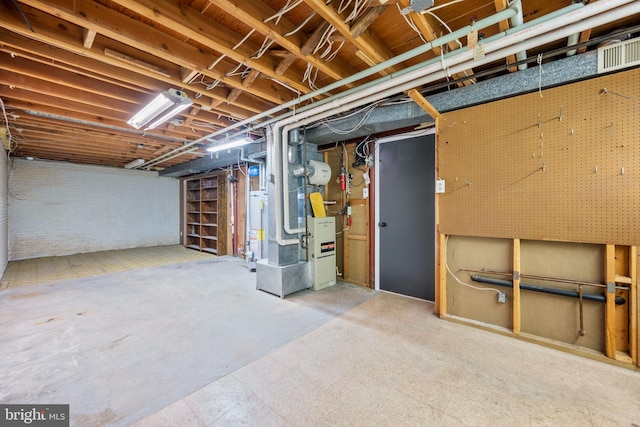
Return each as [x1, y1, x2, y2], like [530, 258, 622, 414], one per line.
[124, 158, 145, 169]
[205, 138, 252, 153]
[127, 89, 192, 130]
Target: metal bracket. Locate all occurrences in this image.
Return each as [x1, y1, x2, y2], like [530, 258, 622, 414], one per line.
[513, 271, 520, 280]
[607, 282, 616, 293]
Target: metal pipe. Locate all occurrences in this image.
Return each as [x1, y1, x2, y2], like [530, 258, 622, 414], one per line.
[470, 275, 626, 305]
[460, 268, 629, 290]
[578, 285, 585, 336]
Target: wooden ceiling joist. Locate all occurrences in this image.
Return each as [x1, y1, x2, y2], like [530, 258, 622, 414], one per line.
[206, 0, 353, 82]
[18, 0, 296, 105]
[302, 0, 399, 72]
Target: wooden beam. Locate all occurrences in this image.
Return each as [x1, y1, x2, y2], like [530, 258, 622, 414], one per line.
[631, 246, 638, 365]
[302, 0, 400, 73]
[0, 28, 273, 117]
[301, 21, 332, 56]
[207, 0, 352, 82]
[350, 5, 386, 39]
[227, 88, 243, 103]
[242, 69, 261, 88]
[103, 48, 172, 78]
[274, 53, 297, 76]
[180, 67, 199, 84]
[20, 0, 296, 105]
[577, 29, 592, 54]
[407, 89, 440, 118]
[109, 0, 313, 95]
[605, 244, 617, 359]
[0, 18, 269, 117]
[513, 239, 521, 335]
[82, 28, 97, 49]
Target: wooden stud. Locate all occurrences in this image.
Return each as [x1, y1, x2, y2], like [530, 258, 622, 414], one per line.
[513, 238, 521, 335]
[605, 244, 617, 359]
[438, 233, 447, 317]
[630, 246, 638, 365]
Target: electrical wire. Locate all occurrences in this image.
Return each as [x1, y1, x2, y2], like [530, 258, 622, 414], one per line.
[251, 36, 276, 59]
[284, 12, 317, 37]
[233, 29, 256, 50]
[396, 3, 429, 45]
[0, 97, 14, 153]
[444, 235, 503, 295]
[422, 11, 463, 49]
[264, 0, 303, 24]
[319, 101, 381, 135]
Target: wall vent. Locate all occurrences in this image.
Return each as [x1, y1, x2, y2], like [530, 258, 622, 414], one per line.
[597, 37, 640, 74]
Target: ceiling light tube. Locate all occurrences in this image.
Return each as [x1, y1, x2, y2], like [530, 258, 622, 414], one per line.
[127, 89, 192, 130]
[124, 158, 145, 169]
[205, 138, 252, 152]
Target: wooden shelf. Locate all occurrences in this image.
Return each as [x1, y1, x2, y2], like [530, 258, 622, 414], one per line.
[182, 173, 226, 255]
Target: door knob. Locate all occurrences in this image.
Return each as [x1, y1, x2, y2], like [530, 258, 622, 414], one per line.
[378, 222, 387, 227]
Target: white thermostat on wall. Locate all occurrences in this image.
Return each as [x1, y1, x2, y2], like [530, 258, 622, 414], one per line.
[436, 179, 445, 194]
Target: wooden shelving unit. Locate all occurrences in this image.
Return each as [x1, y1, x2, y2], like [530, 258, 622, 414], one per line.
[182, 173, 226, 255]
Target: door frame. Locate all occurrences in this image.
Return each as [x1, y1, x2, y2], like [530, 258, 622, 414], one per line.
[374, 127, 436, 292]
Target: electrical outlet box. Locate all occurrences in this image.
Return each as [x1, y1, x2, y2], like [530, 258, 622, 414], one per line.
[498, 292, 507, 303]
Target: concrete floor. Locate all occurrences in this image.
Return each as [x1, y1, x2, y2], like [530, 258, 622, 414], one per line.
[0, 245, 212, 289]
[2, 252, 640, 426]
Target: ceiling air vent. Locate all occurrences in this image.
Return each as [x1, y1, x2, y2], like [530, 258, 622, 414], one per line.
[597, 37, 640, 74]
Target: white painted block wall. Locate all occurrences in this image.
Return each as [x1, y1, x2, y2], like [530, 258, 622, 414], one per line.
[9, 159, 179, 260]
[0, 148, 8, 272]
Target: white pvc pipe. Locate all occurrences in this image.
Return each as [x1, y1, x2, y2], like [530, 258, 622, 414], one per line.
[273, 0, 639, 246]
[509, 0, 528, 71]
[566, 32, 580, 57]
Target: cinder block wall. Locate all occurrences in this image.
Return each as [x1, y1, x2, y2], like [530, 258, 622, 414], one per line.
[9, 159, 179, 260]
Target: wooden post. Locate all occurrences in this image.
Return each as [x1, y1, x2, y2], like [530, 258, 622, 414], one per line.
[605, 244, 617, 359]
[513, 238, 521, 335]
[631, 246, 638, 365]
[438, 233, 447, 317]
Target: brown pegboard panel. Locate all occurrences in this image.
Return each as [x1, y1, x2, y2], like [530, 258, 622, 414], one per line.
[439, 68, 640, 245]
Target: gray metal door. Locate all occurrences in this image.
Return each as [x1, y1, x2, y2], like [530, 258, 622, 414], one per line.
[378, 134, 435, 300]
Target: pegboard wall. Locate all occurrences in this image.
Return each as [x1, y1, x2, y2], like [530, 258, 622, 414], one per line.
[438, 68, 640, 245]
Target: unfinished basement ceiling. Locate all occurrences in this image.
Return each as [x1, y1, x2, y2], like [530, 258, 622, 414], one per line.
[0, 0, 638, 170]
